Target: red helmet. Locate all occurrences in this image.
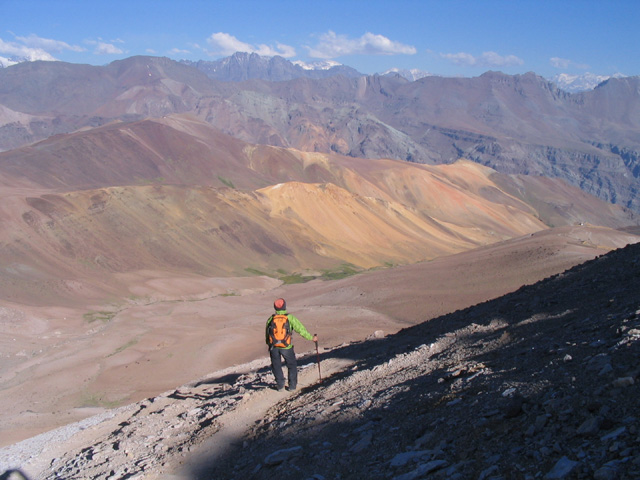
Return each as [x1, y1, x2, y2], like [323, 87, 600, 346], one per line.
[274, 298, 286, 310]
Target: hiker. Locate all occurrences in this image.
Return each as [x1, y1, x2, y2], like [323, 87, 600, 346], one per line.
[266, 298, 317, 391]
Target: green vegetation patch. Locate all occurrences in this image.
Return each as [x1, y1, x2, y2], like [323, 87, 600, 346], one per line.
[277, 264, 361, 284]
[83, 310, 117, 324]
[320, 263, 360, 281]
[247, 263, 362, 284]
[279, 272, 315, 285]
[79, 390, 122, 409]
[245, 267, 271, 277]
[218, 176, 235, 189]
[107, 338, 139, 357]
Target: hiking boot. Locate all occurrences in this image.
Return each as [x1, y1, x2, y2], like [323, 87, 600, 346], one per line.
[276, 385, 285, 391]
[286, 385, 297, 391]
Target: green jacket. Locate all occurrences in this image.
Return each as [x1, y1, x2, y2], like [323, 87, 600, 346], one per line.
[266, 309, 313, 349]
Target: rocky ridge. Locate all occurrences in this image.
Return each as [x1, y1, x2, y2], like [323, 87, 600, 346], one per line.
[180, 53, 362, 82]
[2, 241, 639, 479]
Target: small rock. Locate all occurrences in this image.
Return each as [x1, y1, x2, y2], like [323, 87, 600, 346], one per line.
[264, 446, 303, 466]
[544, 456, 579, 479]
[350, 432, 372, 454]
[478, 465, 499, 480]
[392, 459, 448, 480]
[367, 330, 385, 339]
[389, 450, 435, 467]
[612, 377, 634, 388]
[412, 431, 434, 448]
[594, 462, 619, 480]
[601, 426, 626, 442]
[502, 387, 517, 397]
[598, 364, 614, 376]
[503, 395, 524, 418]
[577, 416, 601, 435]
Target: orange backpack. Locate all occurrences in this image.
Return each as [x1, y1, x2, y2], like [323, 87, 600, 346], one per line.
[268, 314, 292, 348]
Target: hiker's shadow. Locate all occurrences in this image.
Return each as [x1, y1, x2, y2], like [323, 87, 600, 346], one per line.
[173, 367, 277, 400]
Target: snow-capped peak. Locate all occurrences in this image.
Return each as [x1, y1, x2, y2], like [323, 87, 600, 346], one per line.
[549, 72, 626, 92]
[292, 59, 342, 71]
[382, 67, 432, 81]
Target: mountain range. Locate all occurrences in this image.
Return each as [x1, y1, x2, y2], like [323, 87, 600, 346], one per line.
[1, 52, 640, 465]
[1, 51, 623, 92]
[1, 54, 639, 214]
[180, 52, 362, 82]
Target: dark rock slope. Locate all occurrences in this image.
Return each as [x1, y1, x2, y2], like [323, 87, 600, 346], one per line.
[206, 242, 640, 480]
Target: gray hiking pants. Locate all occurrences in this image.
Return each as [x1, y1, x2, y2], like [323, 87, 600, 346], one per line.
[269, 346, 297, 389]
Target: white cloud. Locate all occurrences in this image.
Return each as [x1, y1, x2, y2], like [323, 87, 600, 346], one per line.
[440, 52, 476, 66]
[550, 57, 589, 70]
[92, 41, 124, 55]
[0, 33, 125, 64]
[206, 32, 296, 58]
[307, 31, 416, 59]
[275, 42, 296, 58]
[550, 57, 571, 69]
[0, 37, 57, 61]
[15, 34, 85, 53]
[169, 48, 190, 55]
[441, 51, 524, 68]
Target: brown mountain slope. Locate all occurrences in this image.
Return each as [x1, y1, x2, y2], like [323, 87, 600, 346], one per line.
[0, 115, 636, 307]
[0, 116, 266, 190]
[0, 178, 544, 307]
[1, 113, 636, 228]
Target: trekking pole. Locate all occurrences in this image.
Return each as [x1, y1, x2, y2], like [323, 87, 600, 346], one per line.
[314, 336, 322, 381]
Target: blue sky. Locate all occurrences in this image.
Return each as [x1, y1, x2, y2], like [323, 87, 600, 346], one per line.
[1, 0, 638, 78]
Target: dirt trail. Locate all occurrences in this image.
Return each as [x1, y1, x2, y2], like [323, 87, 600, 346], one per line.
[165, 354, 353, 480]
[0, 347, 354, 480]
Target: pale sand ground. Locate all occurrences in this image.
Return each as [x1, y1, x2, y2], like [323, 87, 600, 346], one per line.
[1, 225, 638, 448]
